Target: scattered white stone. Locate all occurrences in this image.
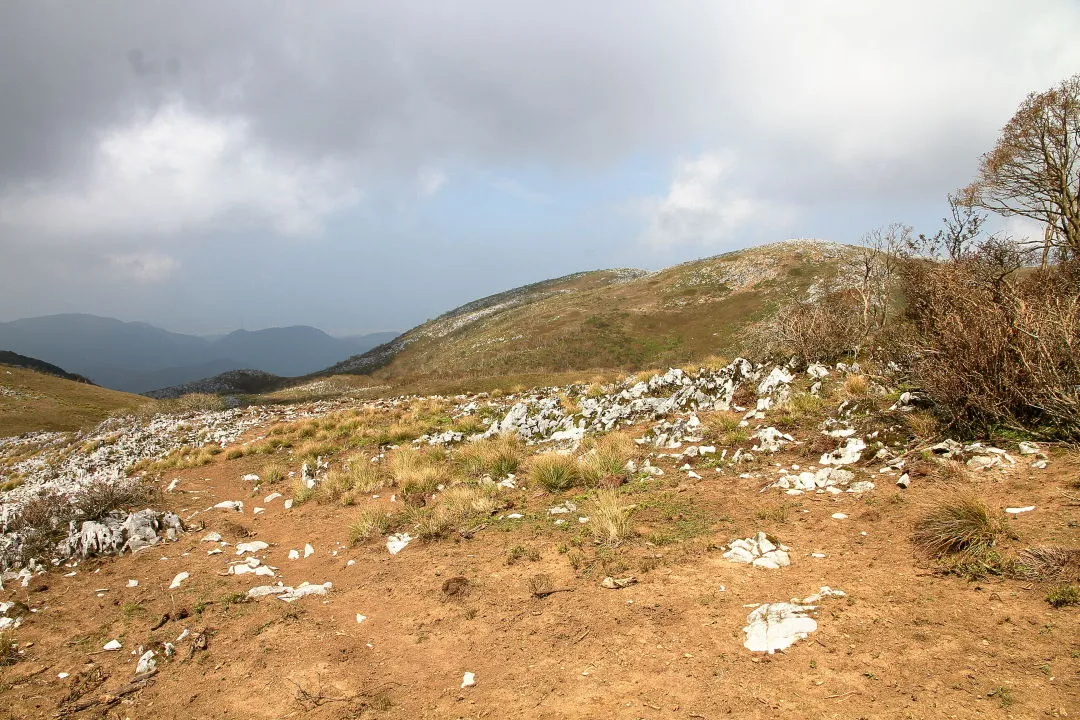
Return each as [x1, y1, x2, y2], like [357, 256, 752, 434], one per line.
[253, 507, 265, 515]
[1005, 506, 1035, 514]
[166, 478, 180, 492]
[723, 532, 792, 569]
[168, 571, 189, 589]
[235, 541, 269, 556]
[242, 474, 260, 482]
[896, 473, 910, 489]
[201, 532, 222, 543]
[277, 582, 332, 602]
[103, 639, 122, 651]
[246, 585, 282, 599]
[1017, 441, 1040, 456]
[264, 492, 283, 503]
[687, 470, 702, 479]
[461, 672, 477, 689]
[831, 513, 848, 520]
[1031, 460, 1048, 469]
[820, 438, 866, 466]
[135, 650, 156, 674]
[356, 613, 367, 624]
[284, 499, 294, 509]
[303, 543, 315, 558]
[288, 549, 300, 560]
[752, 427, 794, 453]
[742, 602, 817, 654]
[57, 672, 69, 679]
[213, 500, 243, 512]
[386, 533, 412, 555]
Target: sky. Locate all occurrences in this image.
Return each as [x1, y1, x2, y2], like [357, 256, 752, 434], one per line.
[1, 1, 1079, 336]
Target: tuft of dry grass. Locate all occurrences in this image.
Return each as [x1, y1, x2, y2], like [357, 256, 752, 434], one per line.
[904, 410, 939, 439]
[291, 476, 315, 504]
[349, 507, 394, 544]
[401, 483, 499, 541]
[262, 461, 288, 484]
[843, 374, 870, 396]
[528, 453, 581, 492]
[911, 494, 1005, 558]
[579, 432, 635, 486]
[455, 435, 525, 478]
[1014, 546, 1080, 581]
[588, 489, 634, 545]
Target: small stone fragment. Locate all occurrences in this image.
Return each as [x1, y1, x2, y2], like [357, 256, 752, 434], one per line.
[168, 571, 189, 589]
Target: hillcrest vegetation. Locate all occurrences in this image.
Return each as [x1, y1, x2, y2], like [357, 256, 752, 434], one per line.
[0, 75, 1078, 719]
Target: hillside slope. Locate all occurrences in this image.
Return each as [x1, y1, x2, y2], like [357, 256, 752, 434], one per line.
[0, 365, 153, 436]
[326, 240, 858, 386]
[0, 350, 94, 384]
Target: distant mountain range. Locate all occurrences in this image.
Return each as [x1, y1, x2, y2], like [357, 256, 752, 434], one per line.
[0, 314, 397, 393]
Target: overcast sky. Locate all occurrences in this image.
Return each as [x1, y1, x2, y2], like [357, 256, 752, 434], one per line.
[1, 1, 1078, 335]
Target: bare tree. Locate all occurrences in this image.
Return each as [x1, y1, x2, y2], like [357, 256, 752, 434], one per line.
[848, 223, 908, 335]
[958, 73, 1080, 259]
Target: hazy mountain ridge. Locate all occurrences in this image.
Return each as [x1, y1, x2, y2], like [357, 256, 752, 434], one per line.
[0, 314, 396, 393]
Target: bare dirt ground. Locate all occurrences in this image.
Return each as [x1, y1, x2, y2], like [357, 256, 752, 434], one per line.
[2, 429, 1078, 719]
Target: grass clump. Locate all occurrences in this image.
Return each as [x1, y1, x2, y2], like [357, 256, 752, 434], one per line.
[315, 455, 386, 505]
[455, 435, 525, 478]
[506, 544, 541, 565]
[579, 432, 634, 486]
[1045, 584, 1080, 608]
[389, 448, 451, 501]
[262, 461, 288, 484]
[290, 477, 316, 505]
[588, 489, 634, 545]
[911, 494, 1012, 578]
[911, 495, 1005, 557]
[405, 484, 500, 541]
[528, 453, 581, 492]
[349, 507, 394, 544]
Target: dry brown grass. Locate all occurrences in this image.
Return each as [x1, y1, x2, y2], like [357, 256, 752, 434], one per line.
[911, 494, 1005, 558]
[579, 432, 635, 486]
[588, 489, 634, 545]
[348, 507, 394, 544]
[405, 483, 499, 540]
[528, 453, 581, 492]
[455, 435, 525, 478]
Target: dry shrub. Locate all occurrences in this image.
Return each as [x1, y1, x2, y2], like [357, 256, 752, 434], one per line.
[911, 494, 1005, 558]
[0, 632, 20, 667]
[528, 453, 581, 492]
[72, 479, 154, 521]
[755, 288, 864, 362]
[901, 257, 1080, 438]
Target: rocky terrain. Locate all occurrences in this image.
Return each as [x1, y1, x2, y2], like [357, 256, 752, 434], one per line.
[1, 356, 1076, 718]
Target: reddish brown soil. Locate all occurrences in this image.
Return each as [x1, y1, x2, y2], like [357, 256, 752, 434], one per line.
[2, 443, 1078, 719]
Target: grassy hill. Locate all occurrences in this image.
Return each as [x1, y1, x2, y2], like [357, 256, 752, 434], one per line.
[327, 239, 858, 390]
[0, 364, 154, 436]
